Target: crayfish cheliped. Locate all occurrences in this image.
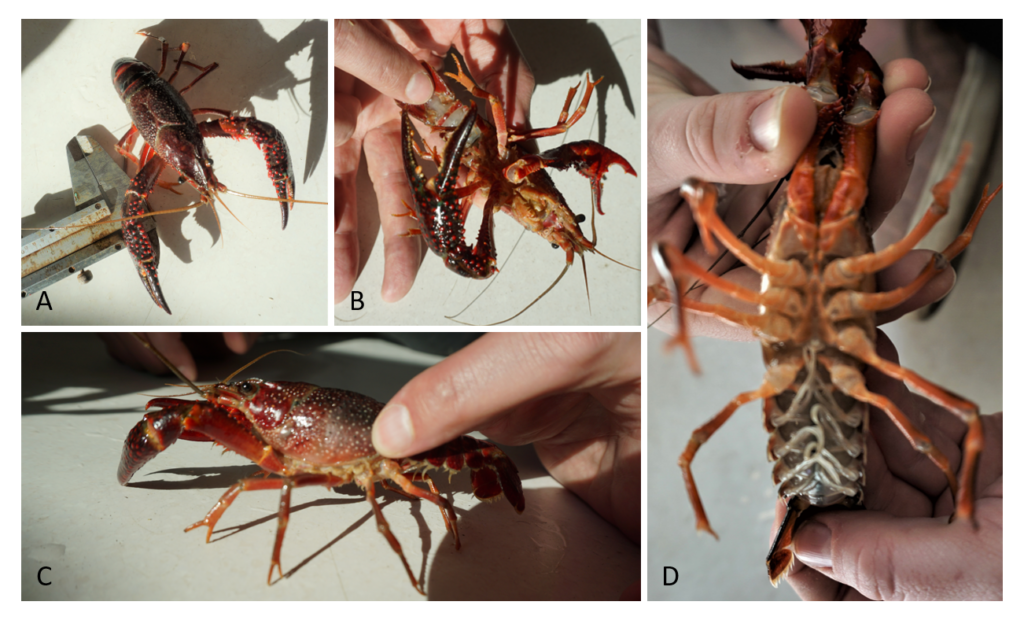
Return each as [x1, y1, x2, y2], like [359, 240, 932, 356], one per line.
[117, 335, 524, 594]
[649, 19, 1002, 591]
[398, 52, 638, 325]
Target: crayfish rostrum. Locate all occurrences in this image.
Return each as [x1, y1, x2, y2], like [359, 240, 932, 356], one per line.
[118, 335, 524, 594]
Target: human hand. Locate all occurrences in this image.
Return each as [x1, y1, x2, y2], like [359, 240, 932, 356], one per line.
[100, 332, 260, 381]
[370, 332, 640, 546]
[781, 332, 1002, 600]
[646, 21, 943, 339]
[334, 19, 533, 305]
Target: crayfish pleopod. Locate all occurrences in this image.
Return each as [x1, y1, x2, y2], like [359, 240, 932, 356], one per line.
[651, 19, 1001, 587]
[118, 335, 524, 594]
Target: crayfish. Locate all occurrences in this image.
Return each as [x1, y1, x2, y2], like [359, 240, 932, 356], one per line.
[399, 52, 637, 324]
[117, 334, 524, 593]
[650, 19, 1001, 589]
[110, 33, 300, 315]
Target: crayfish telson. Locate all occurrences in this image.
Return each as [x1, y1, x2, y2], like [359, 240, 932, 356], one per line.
[117, 335, 525, 593]
[112, 34, 296, 314]
[399, 54, 637, 322]
[651, 19, 1001, 585]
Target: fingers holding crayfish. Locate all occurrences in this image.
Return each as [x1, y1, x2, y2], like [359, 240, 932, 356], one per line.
[363, 120, 423, 302]
[372, 332, 641, 543]
[334, 161, 360, 305]
[648, 83, 817, 202]
[333, 20, 434, 121]
[865, 61, 934, 232]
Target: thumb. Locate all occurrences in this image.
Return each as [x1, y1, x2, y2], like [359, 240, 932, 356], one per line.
[648, 85, 816, 199]
[334, 19, 433, 105]
[794, 510, 1000, 600]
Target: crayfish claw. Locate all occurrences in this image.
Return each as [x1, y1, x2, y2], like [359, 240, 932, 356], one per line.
[137, 260, 171, 315]
[122, 157, 173, 314]
[197, 117, 295, 230]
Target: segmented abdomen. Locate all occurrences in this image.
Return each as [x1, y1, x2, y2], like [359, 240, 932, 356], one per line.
[766, 348, 868, 508]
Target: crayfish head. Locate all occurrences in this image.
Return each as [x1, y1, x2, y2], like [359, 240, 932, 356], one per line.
[157, 129, 218, 200]
[210, 378, 263, 409]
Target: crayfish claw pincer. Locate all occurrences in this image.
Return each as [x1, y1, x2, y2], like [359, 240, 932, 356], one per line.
[197, 117, 296, 229]
[122, 157, 172, 314]
[529, 141, 638, 217]
[117, 407, 187, 485]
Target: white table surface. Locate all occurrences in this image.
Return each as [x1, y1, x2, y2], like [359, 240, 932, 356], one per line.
[336, 19, 641, 326]
[22, 333, 639, 600]
[22, 20, 329, 326]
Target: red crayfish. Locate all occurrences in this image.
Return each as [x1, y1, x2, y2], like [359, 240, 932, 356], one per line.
[651, 19, 1001, 586]
[117, 335, 525, 593]
[399, 54, 637, 323]
[112, 34, 297, 315]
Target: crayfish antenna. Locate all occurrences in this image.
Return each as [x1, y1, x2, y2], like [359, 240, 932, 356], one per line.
[581, 253, 591, 316]
[21, 200, 212, 231]
[211, 189, 250, 241]
[443, 229, 525, 323]
[591, 247, 639, 271]
[447, 263, 571, 326]
[221, 188, 327, 206]
[132, 333, 207, 397]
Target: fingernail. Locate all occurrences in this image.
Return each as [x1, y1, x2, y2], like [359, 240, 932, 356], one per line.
[405, 70, 433, 105]
[749, 87, 787, 152]
[334, 117, 353, 146]
[907, 107, 936, 161]
[373, 403, 414, 456]
[794, 521, 833, 569]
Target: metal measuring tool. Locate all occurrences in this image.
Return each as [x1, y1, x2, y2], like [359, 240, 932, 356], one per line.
[21, 135, 157, 298]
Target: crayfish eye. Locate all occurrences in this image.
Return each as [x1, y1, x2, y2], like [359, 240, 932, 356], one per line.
[238, 381, 255, 394]
[551, 243, 558, 249]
